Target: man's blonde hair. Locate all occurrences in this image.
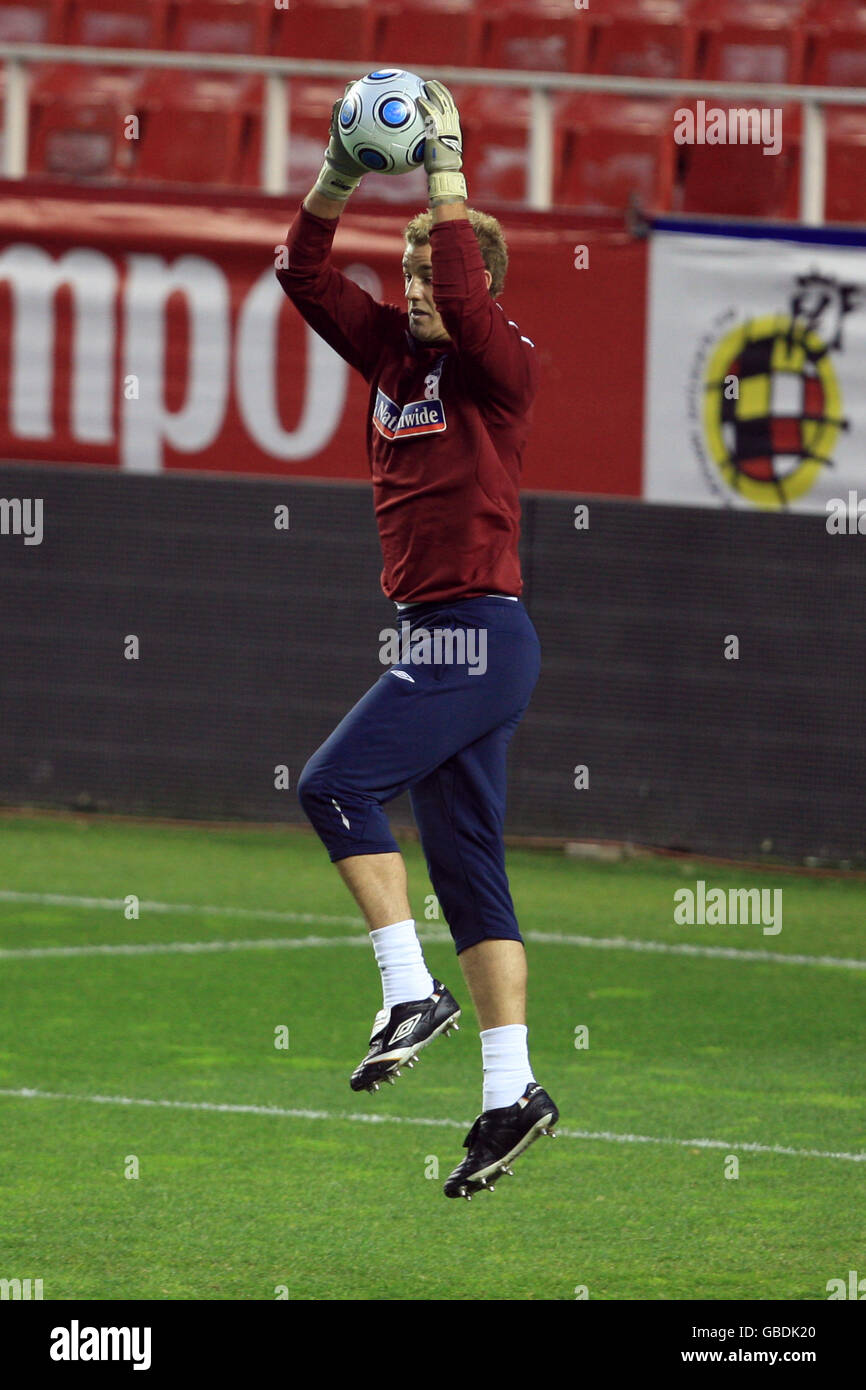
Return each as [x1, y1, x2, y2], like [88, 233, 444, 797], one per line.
[403, 208, 509, 297]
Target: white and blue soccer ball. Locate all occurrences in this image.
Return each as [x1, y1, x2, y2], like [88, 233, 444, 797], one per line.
[337, 69, 428, 176]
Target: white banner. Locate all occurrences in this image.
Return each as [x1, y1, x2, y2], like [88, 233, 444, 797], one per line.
[644, 227, 866, 514]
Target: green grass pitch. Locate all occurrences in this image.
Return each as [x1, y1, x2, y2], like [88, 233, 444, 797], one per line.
[0, 813, 864, 1301]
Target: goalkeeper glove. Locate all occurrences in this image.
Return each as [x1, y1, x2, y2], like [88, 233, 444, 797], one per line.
[313, 88, 368, 203]
[418, 79, 467, 206]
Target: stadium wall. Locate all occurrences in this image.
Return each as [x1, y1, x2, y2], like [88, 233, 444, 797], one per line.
[0, 180, 643, 496]
[2, 461, 864, 864]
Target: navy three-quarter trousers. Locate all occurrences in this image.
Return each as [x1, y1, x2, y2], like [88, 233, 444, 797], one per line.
[297, 595, 541, 953]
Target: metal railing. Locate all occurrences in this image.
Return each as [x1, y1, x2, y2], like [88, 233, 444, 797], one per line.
[4, 43, 866, 220]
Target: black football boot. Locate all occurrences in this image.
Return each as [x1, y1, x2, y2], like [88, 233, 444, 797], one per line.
[350, 981, 461, 1092]
[444, 1082, 559, 1199]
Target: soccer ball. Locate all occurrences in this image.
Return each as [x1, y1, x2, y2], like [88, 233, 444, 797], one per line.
[337, 69, 428, 176]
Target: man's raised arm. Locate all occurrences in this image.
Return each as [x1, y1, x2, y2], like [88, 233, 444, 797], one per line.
[275, 93, 401, 381]
[417, 81, 537, 410]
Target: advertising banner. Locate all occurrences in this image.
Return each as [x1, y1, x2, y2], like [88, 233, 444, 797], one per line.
[0, 183, 643, 496]
[645, 221, 866, 515]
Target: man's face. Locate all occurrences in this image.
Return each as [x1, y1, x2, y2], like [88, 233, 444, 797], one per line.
[403, 242, 449, 343]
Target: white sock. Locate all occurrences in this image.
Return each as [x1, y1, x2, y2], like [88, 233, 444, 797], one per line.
[481, 1024, 535, 1111]
[370, 919, 434, 1009]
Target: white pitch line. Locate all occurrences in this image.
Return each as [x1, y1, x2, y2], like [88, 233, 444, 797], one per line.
[0, 1086, 863, 1164]
[0, 890, 364, 927]
[0, 933, 446, 960]
[0, 928, 863, 970]
[1, 890, 864, 970]
[523, 931, 866, 971]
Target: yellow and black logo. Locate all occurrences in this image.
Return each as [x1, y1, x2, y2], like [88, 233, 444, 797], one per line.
[699, 273, 859, 508]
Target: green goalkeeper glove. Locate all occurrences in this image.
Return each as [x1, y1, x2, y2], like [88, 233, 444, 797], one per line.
[418, 79, 467, 206]
[313, 87, 368, 203]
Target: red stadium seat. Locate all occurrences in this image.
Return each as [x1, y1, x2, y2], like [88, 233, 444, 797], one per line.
[673, 101, 801, 218]
[589, 0, 698, 79]
[374, 0, 483, 70]
[63, 0, 169, 47]
[132, 70, 263, 186]
[28, 65, 144, 179]
[26, 2, 169, 182]
[693, 0, 808, 84]
[27, 2, 168, 182]
[0, 0, 65, 42]
[825, 106, 866, 223]
[555, 94, 675, 214]
[461, 90, 676, 212]
[804, 1, 866, 87]
[281, 78, 340, 197]
[159, 0, 270, 191]
[166, 0, 270, 55]
[269, 0, 376, 63]
[804, 0, 865, 23]
[459, 85, 534, 203]
[481, 2, 590, 74]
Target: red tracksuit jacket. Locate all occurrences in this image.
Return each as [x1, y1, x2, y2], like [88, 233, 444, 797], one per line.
[276, 205, 539, 605]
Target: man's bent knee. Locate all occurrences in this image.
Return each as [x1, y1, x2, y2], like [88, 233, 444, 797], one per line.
[297, 758, 400, 862]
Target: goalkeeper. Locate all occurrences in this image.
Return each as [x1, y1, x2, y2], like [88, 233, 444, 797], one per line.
[276, 80, 558, 1200]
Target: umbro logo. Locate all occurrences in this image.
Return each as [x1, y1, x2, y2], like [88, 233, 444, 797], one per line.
[389, 1013, 422, 1045]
